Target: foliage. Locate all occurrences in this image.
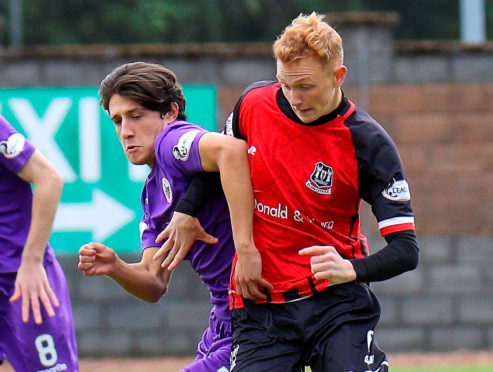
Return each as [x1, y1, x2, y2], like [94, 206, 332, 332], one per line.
[0, 0, 492, 46]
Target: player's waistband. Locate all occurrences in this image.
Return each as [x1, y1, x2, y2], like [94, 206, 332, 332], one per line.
[229, 277, 332, 309]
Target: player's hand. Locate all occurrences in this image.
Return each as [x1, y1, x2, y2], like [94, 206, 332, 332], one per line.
[153, 212, 218, 271]
[298, 245, 356, 284]
[235, 247, 273, 300]
[9, 257, 59, 324]
[78, 243, 117, 276]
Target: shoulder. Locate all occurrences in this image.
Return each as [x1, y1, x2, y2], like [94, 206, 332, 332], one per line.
[346, 105, 389, 136]
[156, 121, 206, 150]
[229, 81, 278, 139]
[0, 115, 17, 142]
[154, 121, 207, 167]
[0, 116, 35, 170]
[344, 105, 397, 152]
[240, 81, 278, 104]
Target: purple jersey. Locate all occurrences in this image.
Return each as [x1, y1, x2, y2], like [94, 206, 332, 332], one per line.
[0, 115, 56, 273]
[140, 121, 234, 316]
[0, 115, 78, 370]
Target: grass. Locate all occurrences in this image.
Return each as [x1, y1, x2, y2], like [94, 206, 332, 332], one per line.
[2, 357, 493, 372]
[394, 368, 492, 372]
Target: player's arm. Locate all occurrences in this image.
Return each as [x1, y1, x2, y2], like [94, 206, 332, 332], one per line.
[79, 243, 171, 303]
[157, 106, 245, 252]
[350, 230, 418, 281]
[174, 172, 222, 217]
[198, 133, 253, 247]
[300, 231, 418, 283]
[154, 108, 245, 269]
[198, 132, 273, 299]
[346, 123, 419, 281]
[10, 150, 63, 324]
[153, 173, 220, 270]
[300, 121, 419, 283]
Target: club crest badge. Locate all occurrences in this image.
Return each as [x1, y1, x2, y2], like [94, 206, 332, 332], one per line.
[306, 161, 333, 195]
[173, 130, 200, 161]
[0, 133, 25, 159]
[162, 177, 172, 203]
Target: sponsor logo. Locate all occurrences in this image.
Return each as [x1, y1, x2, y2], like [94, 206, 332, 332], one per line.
[172, 130, 199, 161]
[254, 200, 288, 219]
[247, 145, 256, 155]
[294, 209, 334, 229]
[161, 177, 172, 203]
[0, 133, 25, 158]
[382, 179, 410, 201]
[306, 161, 333, 195]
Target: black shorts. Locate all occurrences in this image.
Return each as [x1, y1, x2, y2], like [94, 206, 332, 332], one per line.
[230, 281, 388, 372]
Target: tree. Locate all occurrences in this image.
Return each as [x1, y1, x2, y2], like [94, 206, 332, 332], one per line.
[0, 0, 490, 46]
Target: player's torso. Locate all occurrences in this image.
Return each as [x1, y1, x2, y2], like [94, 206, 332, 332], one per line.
[141, 123, 234, 305]
[240, 86, 364, 258]
[232, 85, 368, 304]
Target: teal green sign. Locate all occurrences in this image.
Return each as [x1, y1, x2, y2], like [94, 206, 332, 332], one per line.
[0, 87, 216, 254]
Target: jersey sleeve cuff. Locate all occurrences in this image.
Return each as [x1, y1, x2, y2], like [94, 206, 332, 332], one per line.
[378, 216, 415, 236]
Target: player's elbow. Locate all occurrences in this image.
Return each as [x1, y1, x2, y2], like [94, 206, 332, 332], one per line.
[217, 137, 248, 166]
[46, 169, 64, 197]
[408, 245, 419, 271]
[401, 241, 419, 273]
[145, 283, 168, 303]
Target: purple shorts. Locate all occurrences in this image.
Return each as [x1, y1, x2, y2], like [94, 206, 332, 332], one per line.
[181, 305, 231, 372]
[0, 258, 78, 371]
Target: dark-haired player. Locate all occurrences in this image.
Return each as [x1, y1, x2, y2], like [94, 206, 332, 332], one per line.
[78, 61, 256, 372]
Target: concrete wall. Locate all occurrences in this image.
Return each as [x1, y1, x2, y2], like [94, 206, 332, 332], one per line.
[2, 12, 493, 355]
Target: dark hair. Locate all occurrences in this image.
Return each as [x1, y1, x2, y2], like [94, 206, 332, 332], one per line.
[99, 61, 187, 120]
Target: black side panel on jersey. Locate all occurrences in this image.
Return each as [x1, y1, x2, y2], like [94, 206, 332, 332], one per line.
[344, 107, 414, 223]
[344, 107, 418, 282]
[344, 107, 405, 204]
[231, 81, 277, 139]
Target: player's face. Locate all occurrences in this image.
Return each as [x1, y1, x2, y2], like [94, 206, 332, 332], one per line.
[277, 55, 346, 123]
[108, 94, 166, 167]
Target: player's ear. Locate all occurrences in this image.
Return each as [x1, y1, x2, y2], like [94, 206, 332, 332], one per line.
[334, 65, 347, 87]
[164, 102, 179, 123]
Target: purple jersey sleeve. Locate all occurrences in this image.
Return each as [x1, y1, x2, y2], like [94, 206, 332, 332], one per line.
[0, 115, 35, 173]
[155, 123, 206, 176]
[139, 122, 208, 249]
[0, 115, 56, 273]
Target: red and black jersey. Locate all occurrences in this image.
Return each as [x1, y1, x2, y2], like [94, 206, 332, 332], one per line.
[226, 81, 416, 310]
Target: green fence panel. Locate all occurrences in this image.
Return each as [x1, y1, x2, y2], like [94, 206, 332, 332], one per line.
[0, 86, 216, 254]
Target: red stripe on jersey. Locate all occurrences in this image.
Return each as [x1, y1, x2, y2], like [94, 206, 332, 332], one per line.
[380, 223, 415, 236]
